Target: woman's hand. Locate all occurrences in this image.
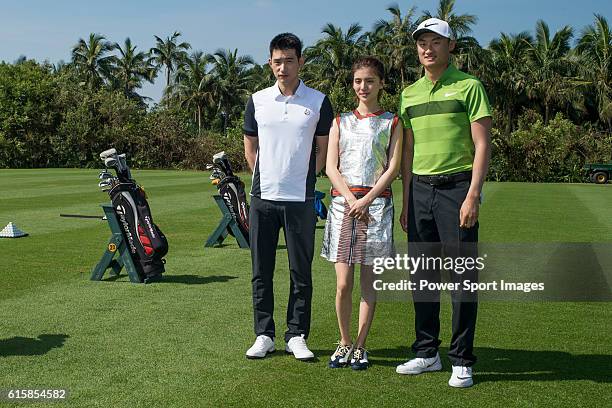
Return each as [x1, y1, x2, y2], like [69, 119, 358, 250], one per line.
[348, 197, 372, 223]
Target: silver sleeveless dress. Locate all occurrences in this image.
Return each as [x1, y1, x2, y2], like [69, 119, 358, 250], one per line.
[321, 111, 397, 265]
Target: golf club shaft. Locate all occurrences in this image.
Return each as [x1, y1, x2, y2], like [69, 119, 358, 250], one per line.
[60, 214, 105, 219]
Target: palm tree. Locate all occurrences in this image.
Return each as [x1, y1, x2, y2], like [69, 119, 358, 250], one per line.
[150, 31, 191, 88]
[452, 36, 485, 75]
[246, 64, 274, 93]
[372, 4, 420, 90]
[109, 38, 156, 101]
[486, 32, 533, 136]
[303, 23, 367, 93]
[71, 33, 114, 88]
[208, 49, 255, 132]
[168, 51, 214, 135]
[524, 20, 581, 124]
[576, 14, 612, 130]
[422, 0, 478, 38]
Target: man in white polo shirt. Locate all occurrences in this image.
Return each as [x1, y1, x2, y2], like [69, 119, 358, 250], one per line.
[243, 33, 333, 361]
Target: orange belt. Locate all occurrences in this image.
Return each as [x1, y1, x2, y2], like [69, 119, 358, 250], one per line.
[331, 186, 392, 198]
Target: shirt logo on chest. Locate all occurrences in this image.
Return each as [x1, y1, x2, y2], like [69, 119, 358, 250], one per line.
[444, 92, 458, 98]
[304, 109, 311, 115]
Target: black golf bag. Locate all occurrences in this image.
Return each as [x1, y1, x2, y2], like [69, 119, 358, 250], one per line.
[99, 149, 168, 282]
[314, 190, 328, 221]
[209, 152, 249, 243]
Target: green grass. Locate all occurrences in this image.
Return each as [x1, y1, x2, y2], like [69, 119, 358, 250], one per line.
[0, 169, 611, 407]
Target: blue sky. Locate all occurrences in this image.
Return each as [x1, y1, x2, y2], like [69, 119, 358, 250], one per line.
[1, 0, 609, 102]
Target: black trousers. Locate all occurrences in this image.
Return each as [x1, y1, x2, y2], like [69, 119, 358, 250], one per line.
[249, 196, 316, 343]
[408, 177, 479, 367]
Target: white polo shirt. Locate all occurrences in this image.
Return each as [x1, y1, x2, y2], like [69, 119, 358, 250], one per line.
[244, 80, 333, 202]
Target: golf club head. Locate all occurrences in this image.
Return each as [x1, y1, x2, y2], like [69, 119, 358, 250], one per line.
[104, 157, 118, 169]
[212, 151, 227, 163]
[100, 148, 117, 160]
[212, 151, 233, 176]
[209, 172, 225, 180]
[117, 154, 132, 180]
[98, 172, 113, 180]
[98, 180, 112, 188]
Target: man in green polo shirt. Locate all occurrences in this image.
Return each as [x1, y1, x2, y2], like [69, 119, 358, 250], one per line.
[395, 18, 492, 388]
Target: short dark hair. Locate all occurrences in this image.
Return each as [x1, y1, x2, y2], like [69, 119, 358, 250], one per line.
[352, 56, 385, 81]
[269, 33, 303, 59]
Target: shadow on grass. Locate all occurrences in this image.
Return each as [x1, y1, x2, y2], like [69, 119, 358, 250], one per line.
[159, 275, 238, 285]
[101, 274, 238, 285]
[0, 334, 69, 357]
[246, 350, 321, 362]
[369, 346, 612, 383]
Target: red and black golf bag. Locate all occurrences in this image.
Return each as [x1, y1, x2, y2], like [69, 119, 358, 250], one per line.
[109, 182, 168, 281]
[99, 148, 168, 282]
[217, 176, 250, 241]
[209, 151, 249, 244]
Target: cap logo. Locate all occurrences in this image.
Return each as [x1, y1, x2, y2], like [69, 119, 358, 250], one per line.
[424, 23, 438, 27]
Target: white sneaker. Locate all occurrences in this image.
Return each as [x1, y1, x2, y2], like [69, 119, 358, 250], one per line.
[246, 335, 275, 359]
[396, 353, 442, 375]
[285, 334, 315, 361]
[449, 365, 473, 388]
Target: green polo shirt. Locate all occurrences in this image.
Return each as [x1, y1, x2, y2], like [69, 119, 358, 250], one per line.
[399, 64, 491, 175]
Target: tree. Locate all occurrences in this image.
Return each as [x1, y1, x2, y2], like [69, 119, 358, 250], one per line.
[486, 32, 533, 136]
[71, 33, 114, 88]
[208, 48, 255, 132]
[303, 23, 367, 94]
[168, 51, 214, 135]
[576, 14, 612, 130]
[0, 61, 61, 167]
[246, 64, 274, 93]
[422, 0, 478, 38]
[150, 31, 191, 88]
[525, 20, 581, 125]
[372, 4, 420, 90]
[109, 37, 157, 102]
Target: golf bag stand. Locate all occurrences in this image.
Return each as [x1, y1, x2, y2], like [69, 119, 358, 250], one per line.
[91, 204, 143, 283]
[205, 195, 249, 249]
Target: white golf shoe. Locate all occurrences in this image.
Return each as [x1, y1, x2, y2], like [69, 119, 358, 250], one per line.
[285, 335, 315, 361]
[246, 335, 275, 359]
[396, 352, 442, 375]
[448, 365, 474, 388]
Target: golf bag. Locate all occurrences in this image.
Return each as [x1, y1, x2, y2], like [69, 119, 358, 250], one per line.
[99, 148, 168, 282]
[314, 190, 328, 220]
[209, 152, 249, 244]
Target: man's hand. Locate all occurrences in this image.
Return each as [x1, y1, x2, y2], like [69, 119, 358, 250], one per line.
[459, 195, 480, 228]
[400, 209, 409, 232]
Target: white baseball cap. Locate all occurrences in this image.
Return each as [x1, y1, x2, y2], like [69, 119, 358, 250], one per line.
[412, 18, 453, 40]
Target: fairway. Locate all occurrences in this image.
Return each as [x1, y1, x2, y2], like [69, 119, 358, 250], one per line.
[0, 169, 611, 407]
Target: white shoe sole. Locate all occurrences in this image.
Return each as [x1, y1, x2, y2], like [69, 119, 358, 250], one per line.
[246, 348, 275, 359]
[285, 347, 315, 361]
[396, 359, 442, 375]
[449, 378, 474, 388]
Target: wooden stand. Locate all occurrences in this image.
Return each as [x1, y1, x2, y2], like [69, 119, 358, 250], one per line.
[205, 195, 249, 249]
[90, 204, 143, 283]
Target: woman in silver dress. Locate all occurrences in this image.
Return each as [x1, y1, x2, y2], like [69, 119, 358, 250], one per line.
[322, 57, 403, 370]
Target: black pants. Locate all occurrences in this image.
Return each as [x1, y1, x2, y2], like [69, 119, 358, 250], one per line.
[408, 177, 479, 367]
[249, 196, 316, 342]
